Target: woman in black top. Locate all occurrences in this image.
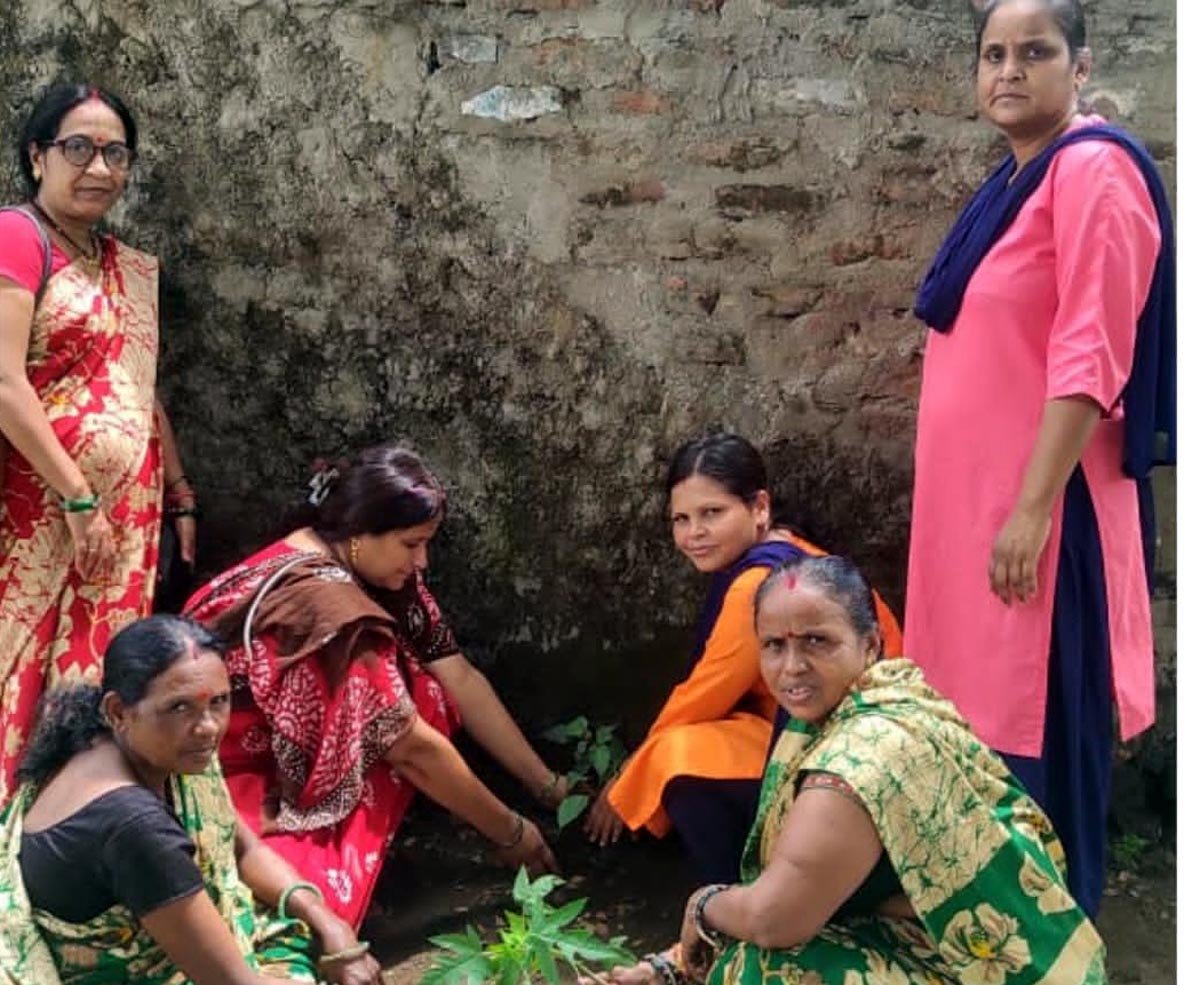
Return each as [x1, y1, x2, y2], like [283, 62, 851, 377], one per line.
[0, 615, 381, 985]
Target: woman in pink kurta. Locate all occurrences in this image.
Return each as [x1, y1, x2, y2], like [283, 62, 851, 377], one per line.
[906, 0, 1173, 918]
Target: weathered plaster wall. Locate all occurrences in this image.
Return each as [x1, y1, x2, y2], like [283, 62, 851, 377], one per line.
[0, 0, 1176, 815]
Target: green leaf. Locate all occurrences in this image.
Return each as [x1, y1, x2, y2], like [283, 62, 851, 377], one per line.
[544, 716, 589, 743]
[555, 928, 638, 966]
[556, 794, 589, 829]
[542, 896, 587, 930]
[512, 866, 532, 904]
[532, 938, 562, 984]
[588, 743, 611, 778]
[594, 724, 616, 744]
[526, 872, 564, 904]
[420, 926, 494, 985]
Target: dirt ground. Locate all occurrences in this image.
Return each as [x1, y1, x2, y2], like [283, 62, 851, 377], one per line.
[362, 803, 1176, 985]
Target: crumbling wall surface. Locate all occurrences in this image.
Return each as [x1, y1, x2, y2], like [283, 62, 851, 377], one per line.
[0, 0, 1175, 795]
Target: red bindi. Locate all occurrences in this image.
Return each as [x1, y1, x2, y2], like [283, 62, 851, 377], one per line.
[786, 573, 799, 591]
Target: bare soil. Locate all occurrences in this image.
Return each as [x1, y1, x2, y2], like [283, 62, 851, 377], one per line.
[364, 805, 1175, 985]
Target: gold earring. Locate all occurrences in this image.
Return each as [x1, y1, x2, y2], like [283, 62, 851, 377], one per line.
[349, 537, 360, 569]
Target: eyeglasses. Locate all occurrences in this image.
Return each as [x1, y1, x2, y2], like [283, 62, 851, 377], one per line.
[40, 134, 136, 172]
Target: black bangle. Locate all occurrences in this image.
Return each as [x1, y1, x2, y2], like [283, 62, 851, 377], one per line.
[165, 474, 191, 491]
[165, 504, 199, 519]
[644, 952, 681, 985]
[693, 883, 732, 949]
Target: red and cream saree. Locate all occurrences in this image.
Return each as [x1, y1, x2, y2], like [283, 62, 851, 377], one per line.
[0, 238, 161, 801]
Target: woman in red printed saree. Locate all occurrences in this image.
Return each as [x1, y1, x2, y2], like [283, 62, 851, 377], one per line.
[184, 442, 568, 928]
[0, 84, 195, 802]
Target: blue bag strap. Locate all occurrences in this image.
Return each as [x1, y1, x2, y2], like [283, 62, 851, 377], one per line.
[0, 205, 52, 307]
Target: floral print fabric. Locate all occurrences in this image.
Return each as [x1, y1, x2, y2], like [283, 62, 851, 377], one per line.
[709, 659, 1107, 985]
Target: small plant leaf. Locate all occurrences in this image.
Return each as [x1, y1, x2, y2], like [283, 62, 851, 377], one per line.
[557, 794, 589, 828]
[532, 938, 562, 984]
[544, 716, 590, 743]
[419, 926, 493, 985]
[543, 896, 588, 930]
[588, 744, 611, 778]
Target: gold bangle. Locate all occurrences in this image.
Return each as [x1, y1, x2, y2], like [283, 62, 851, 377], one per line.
[318, 941, 371, 966]
[495, 811, 525, 849]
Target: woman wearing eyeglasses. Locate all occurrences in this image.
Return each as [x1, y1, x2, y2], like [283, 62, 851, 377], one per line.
[0, 83, 196, 801]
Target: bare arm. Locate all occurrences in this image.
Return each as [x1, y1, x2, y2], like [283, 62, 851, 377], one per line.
[691, 784, 883, 955]
[989, 396, 1101, 604]
[0, 280, 115, 578]
[0, 281, 90, 499]
[385, 715, 559, 875]
[426, 654, 561, 804]
[154, 398, 197, 564]
[138, 891, 300, 985]
[232, 818, 381, 985]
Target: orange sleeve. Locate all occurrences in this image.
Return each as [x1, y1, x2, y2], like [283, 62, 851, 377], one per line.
[645, 567, 772, 739]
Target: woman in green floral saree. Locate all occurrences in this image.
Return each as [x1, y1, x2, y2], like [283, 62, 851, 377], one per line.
[0, 615, 382, 985]
[603, 556, 1106, 985]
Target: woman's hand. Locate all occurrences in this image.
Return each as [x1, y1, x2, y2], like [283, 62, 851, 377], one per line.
[533, 772, 571, 809]
[65, 506, 116, 580]
[321, 954, 382, 985]
[312, 916, 383, 985]
[989, 503, 1052, 605]
[578, 960, 660, 984]
[495, 815, 560, 876]
[680, 890, 715, 982]
[583, 778, 626, 847]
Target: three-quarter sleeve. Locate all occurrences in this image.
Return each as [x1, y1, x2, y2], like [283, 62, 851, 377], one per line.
[1045, 142, 1161, 412]
[645, 568, 770, 738]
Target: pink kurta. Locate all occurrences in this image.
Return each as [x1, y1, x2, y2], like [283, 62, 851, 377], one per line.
[905, 116, 1160, 757]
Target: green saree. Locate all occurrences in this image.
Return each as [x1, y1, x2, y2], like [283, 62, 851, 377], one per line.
[0, 761, 317, 984]
[709, 659, 1107, 985]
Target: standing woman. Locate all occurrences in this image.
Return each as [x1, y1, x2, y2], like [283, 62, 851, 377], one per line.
[906, 0, 1174, 918]
[0, 83, 197, 801]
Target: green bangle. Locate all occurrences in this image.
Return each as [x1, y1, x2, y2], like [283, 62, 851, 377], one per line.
[277, 880, 323, 921]
[61, 494, 99, 513]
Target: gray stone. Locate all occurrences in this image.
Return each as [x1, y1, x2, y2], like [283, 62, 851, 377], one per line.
[460, 85, 564, 121]
[441, 33, 499, 64]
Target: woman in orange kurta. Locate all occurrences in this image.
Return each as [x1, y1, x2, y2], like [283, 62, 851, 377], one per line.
[0, 84, 195, 802]
[584, 433, 901, 884]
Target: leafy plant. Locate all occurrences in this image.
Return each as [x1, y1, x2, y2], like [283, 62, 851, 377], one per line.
[542, 716, 627, 828]
[420, 868, 636, 985]
[1110, 832, 1151, 871]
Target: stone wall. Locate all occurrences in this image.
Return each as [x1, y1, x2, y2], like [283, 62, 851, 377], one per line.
[0, 0, 1176, 808]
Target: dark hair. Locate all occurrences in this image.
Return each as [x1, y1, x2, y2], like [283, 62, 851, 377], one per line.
[305, 442, 446, 544]
[666, 432, 768, 504]
[17, 82, 139, 194]
[17, 615, 223, 786]
[975, 0, 1088, 59]
[754, 555, 880, 640]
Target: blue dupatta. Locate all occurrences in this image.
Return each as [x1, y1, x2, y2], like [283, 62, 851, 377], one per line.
[914, 123, 1176, 480]
[685, 540, 812, 674]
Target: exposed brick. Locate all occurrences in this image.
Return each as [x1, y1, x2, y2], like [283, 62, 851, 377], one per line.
[580, 178, 665, 208]
[753, 285, 822, 318]
[688, 137, 791, 172]
[688, 0, 725, 11]
[665, 275, 688, 293]
[497, 0, 592, 10]
[829, 234, 910, 266]
[715, 184, 824, 217]
[610, 89, 671, 115]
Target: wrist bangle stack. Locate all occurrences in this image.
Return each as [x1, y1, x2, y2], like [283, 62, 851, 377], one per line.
[318, 941, 371, 967]
[61, 493, 99, 513]
[643, 951, 682, 985]
[277, 880, 323, 921]
[693, 883, 732, 949]
[495, 811, 525, 849]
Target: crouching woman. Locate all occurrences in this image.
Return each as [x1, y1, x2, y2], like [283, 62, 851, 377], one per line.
[0, 615, 380, 985]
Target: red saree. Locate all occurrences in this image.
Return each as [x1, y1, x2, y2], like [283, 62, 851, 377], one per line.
[0, 238, 161, 802]
[184, 541, 460, 929]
